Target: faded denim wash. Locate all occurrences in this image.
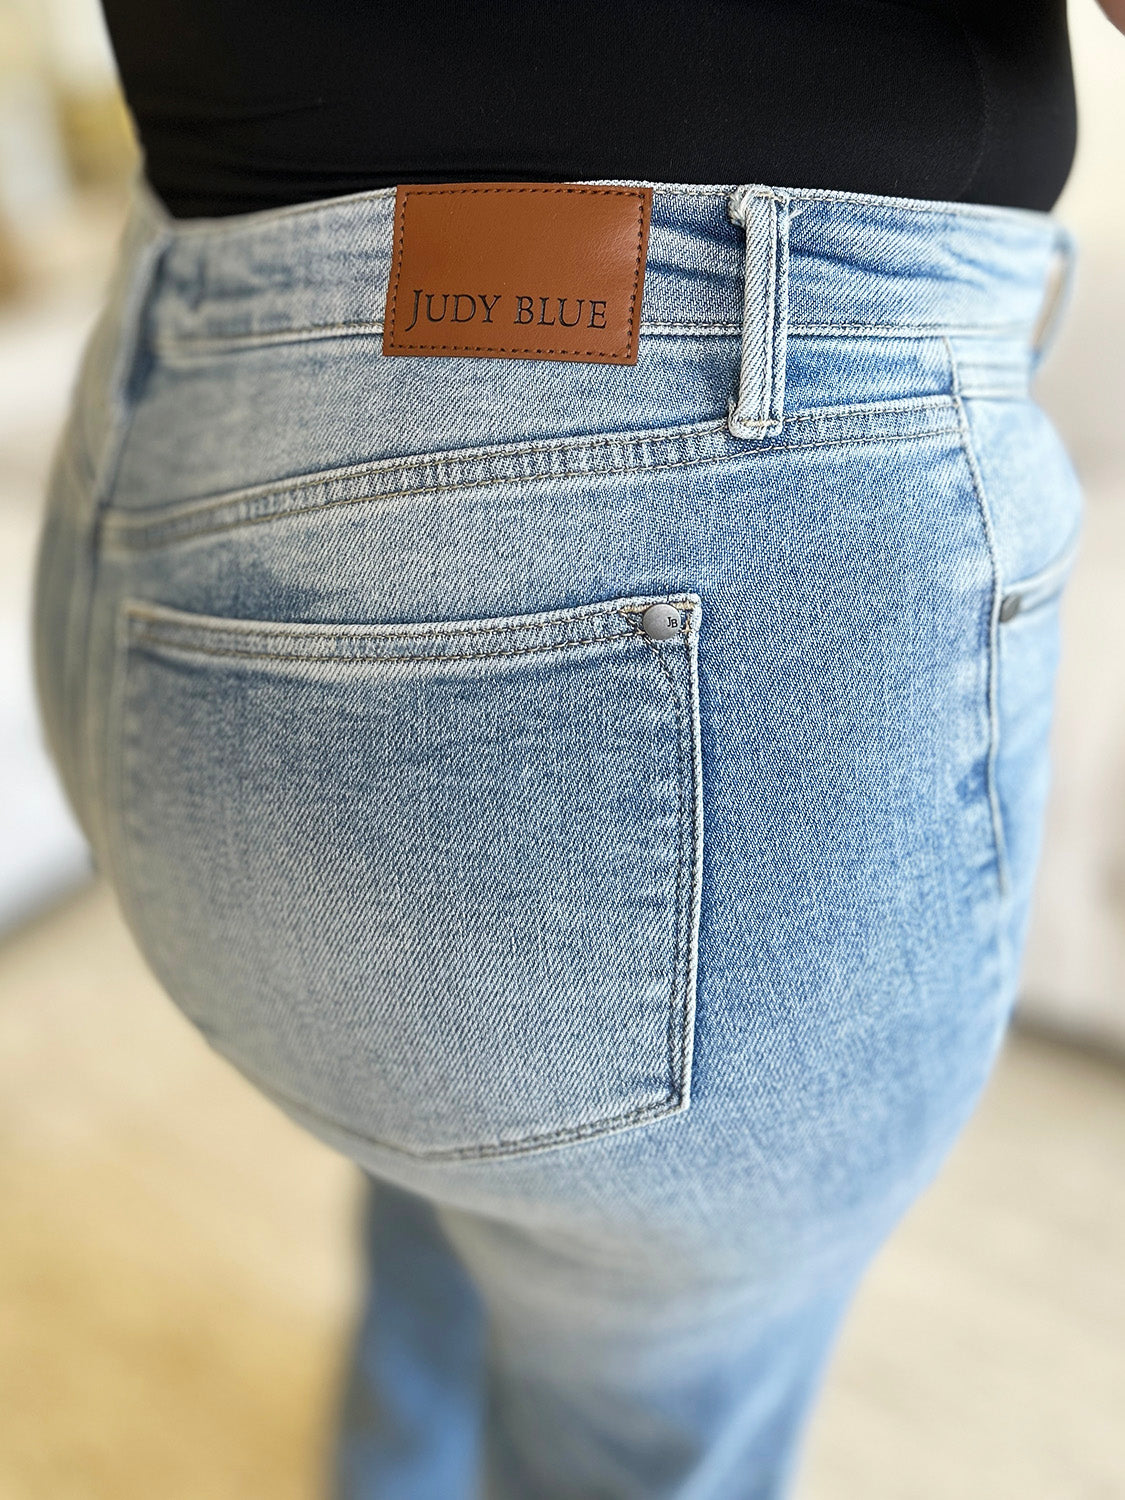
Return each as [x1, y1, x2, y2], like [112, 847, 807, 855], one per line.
[30, 172, 1083, 1498]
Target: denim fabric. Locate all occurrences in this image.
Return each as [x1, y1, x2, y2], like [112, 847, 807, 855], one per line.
[31, 173, 1083, 1497]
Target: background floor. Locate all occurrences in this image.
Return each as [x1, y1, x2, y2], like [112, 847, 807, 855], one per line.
[1, 879, 1122, 1500]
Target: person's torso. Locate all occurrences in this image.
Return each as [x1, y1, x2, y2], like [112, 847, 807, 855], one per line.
[99, 0, 1076, 219]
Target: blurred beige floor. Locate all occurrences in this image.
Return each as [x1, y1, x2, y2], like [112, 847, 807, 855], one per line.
[0, 878, 1122, 1500]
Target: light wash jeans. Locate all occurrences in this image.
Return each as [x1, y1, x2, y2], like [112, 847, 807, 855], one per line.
[31, 174, 1083, 1498]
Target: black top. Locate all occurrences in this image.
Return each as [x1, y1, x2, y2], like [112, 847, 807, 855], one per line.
[100, 0, 1077, 220]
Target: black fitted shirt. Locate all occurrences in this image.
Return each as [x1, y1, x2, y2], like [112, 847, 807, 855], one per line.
[99, 0, 1077, 220]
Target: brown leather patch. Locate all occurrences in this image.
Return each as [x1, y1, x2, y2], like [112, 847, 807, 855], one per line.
[382, 183, 652, 365]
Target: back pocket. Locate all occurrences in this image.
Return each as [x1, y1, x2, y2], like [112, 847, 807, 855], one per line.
[105, 589, 704, 1160]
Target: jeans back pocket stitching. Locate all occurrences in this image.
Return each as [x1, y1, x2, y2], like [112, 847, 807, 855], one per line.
[106, 591, 704, 1161]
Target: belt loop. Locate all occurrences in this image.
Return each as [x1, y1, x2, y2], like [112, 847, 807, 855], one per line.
[1029, 220, 1076, 376]
[726, 185, 789, 440]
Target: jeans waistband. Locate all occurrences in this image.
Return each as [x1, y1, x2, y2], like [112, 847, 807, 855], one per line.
[125, 172, 1071, 441]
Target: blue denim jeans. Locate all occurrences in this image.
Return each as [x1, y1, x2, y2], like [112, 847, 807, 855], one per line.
[31, 174, 1083, 1498]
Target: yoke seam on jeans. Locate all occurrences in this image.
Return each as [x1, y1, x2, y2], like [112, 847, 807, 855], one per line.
[102, 400, 959, 538]
[109, 414, 737, 522]
[945, 335, 1010, 904]
[110, 396, 960, 528]
[106, 423, 961, 549]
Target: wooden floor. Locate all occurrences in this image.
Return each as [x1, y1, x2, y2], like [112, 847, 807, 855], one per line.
[1, 879, 1122, 1500]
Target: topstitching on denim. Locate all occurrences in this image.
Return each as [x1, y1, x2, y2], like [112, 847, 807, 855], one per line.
[726, 186, 789, 438]
[105, 586, 705, 1162]
[99, 398, 964, 551]
[119, 589, 700, 660]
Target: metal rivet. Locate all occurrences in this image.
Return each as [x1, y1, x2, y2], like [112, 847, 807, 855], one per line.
[999, 593, 1022, 623]
[640, 603, 683, 640]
